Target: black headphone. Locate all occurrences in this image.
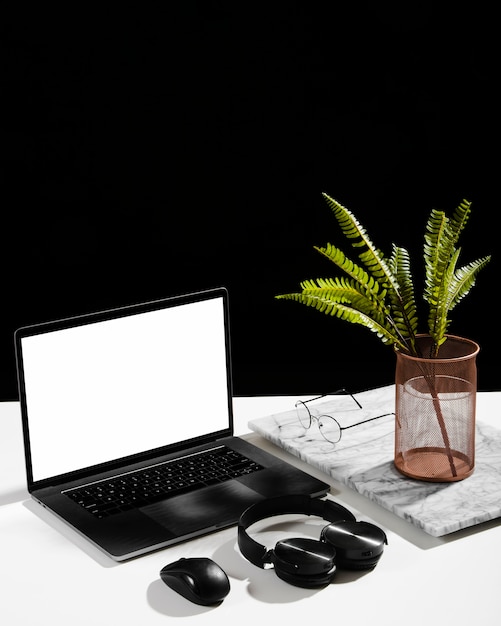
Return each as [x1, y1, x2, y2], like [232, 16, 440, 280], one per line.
[238, 495, 387, 588]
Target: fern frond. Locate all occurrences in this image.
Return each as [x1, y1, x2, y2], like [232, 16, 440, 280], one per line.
[299, 276, 390, 322]
[275, 292, 408, 351]
[448, 255, 492, 310]
[424, 200, 472, 306]
[425, 199, 488, 351]
[388, 244, 419, 349]
[449, 198, 472, 241]
[427, 247, 460, 346]
[321, 193, 400, 291]
[423, 208, 452, 307]
[321, 194, 371, 249]
[313, 243, 387, 300]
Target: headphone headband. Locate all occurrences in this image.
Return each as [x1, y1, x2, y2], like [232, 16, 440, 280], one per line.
[238, 495, 356, 568]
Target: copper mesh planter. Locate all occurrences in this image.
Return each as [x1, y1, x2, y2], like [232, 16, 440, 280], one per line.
[394, 335, 479, 482]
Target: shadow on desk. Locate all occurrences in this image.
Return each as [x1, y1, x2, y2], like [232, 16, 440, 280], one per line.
[0, 488, 28, 506]
[20, 487, 501, 577]
[23, 498, 119, 568]
[146, 529, 372, 617]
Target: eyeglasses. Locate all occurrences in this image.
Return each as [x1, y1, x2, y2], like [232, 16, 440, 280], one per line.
[295, 388, 394, 444]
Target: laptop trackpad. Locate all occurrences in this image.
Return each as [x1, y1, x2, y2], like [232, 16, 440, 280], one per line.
[141, 481, 261, 535]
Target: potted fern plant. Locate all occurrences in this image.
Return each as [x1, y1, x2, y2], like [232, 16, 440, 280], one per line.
[277, 194, 491, 482]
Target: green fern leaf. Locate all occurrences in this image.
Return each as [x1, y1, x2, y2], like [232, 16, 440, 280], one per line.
[388, 244, 419, 347]
[427, 246, 460, 344]
[313, 243, 386, 300]
[322, 193, 399, 290]
[449, 198, 472, 241]
[424, 209, 451, 307]
[448, 255, 492, 310]
[298, 277, 390, 323]
[424, 199, 491, 352]
[275, 292, 408, 351]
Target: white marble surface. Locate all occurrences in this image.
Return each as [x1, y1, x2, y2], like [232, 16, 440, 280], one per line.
[248, 384, 501, 537]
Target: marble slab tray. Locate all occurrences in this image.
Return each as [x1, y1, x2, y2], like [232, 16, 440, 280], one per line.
[248, 384, 501, 537]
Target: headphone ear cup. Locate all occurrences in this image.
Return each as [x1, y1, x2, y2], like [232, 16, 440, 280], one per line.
[271, 538, 337, 588]
[274, 564, 337, 588]
[321, 521, 387, 570]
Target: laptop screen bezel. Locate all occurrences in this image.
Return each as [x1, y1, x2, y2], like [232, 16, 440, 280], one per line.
[14, 287, 234, 492]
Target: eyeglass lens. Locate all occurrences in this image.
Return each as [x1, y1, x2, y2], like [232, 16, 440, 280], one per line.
[295, 401, 311, 428]
[295, 401, 343, 443]
[317, 415, 342, 443]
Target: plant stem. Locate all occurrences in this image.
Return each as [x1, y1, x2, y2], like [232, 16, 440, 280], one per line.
[403, 338, 458, 478]
[419, 362, 458, 478]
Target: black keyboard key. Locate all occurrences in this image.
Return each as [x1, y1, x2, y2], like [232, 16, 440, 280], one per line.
[64, 446, 264, 518]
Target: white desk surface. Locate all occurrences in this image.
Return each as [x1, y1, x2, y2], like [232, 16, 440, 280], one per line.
[1, 392, 500, 625]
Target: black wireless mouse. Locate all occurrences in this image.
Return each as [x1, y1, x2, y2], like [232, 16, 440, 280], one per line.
[160, 557, 230, 606]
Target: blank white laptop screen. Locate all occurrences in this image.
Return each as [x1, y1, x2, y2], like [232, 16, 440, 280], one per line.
[20, 297, 230, 483]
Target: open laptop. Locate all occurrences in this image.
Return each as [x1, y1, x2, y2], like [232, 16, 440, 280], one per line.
[15, 287, 329, 561]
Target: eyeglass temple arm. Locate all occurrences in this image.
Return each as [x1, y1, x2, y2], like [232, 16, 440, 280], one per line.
[341, 412, 395, 431]
[304, 389, 363, 409]
[332, 388, 363, 409]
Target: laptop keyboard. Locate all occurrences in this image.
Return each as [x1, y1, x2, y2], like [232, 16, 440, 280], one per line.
[64, 446, 264, 519]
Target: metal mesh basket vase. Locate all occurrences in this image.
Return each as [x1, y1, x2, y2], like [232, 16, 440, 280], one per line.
[394, 335, 479, 482]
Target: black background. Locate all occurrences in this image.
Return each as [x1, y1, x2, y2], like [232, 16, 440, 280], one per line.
[2, 5, 498, 400]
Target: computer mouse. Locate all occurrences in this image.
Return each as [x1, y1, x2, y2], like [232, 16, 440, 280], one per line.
[160, 557, 230, 606]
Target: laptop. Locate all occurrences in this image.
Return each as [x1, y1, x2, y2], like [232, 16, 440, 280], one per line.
[15, 287, 329, 561]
